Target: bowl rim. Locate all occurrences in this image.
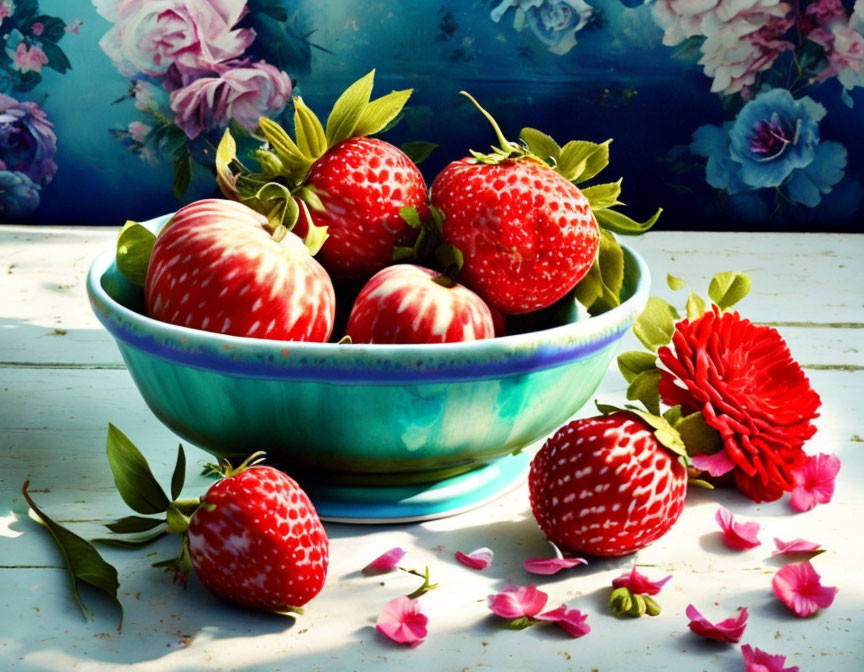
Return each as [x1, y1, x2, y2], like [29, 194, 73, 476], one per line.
[87, 214, 651, 379]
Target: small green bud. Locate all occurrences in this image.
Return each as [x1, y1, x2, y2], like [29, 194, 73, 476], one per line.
[643, 595, 662, 616]
[629, 593, 647, 617]
[609, 587, 634, 617]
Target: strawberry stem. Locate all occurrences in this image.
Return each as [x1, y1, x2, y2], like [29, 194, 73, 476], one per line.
[221, 452, 268, 479]
[459, 91, 518, 155]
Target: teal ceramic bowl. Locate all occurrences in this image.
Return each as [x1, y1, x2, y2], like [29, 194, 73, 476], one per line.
[87, 215, 650, 521]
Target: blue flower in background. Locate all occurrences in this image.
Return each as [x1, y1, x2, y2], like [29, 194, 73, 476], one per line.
[729, 89, 821, 189]
[691, 88, 847, 208]
[0, 169, 40, 218]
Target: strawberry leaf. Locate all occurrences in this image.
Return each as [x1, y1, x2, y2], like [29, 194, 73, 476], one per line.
[170, 444, 186, 501]
[708, 272, 751, 311]
[519, 127, 561, 164]
[556, 140, 601, 182]
[625, 408, 690, 465]
[667, 274, 686, 291]
[582, 179, 623, 210]
[172, 146, 192, 200]
[626, 369, 662, 416]
[297, 200, 328, 255]
[105, 516, 165, 534]
[594, 207, 662, 235]
[686, 290, 706, 320]
[617, 351, 658, 383]
[400, 141, 437, 165]
[293, 96, 327, 160]
[674, 411, 723, 457]
[115, 221, 155, 287]
[633, 297, 679, 352]
[22, 482, 123, 627]
[298, 185, 325, 212]
[258, 117, 312, 176]
[93, 530, 167, 548]
[250, 148, 285, 177]
[573, 229, 624, 315]
[399, 205, 422, 229]
[215, 128, 240, 199]
[106, 424, 171, 515]
[353, 88, 413, 138]
[326, 70, 375, 147]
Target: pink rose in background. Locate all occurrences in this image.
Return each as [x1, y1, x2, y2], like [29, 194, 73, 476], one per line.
[13, 43, 50, 74]
[32, 22, 45, 36]
[809, 14, 864, 89]
[99, 0, 255, 78]
[800, 0, 847, 34]
[170, 60, 292, 139]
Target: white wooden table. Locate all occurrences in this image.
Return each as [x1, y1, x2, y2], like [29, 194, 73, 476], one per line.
[1, 227, 862, 671]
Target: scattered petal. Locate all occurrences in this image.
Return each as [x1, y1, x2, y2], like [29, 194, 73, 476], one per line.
[611, 564, 671, 596]
[789, 453, 841, 513]
[741, 644, 800, 672]
[522, 556, 587, 575]
[772, 561, 838, 617]
[488, 584, 548, 619]
[772, 538, 824, 556]
[715, 507, 761, 550]
[692, 449, 737, 477]
[455, 547, 493, 570]
[363, 547, 406, 576]
[535, 604, 591, 638]
[376, 595, 428, 647]
[686, 604, 748, 643]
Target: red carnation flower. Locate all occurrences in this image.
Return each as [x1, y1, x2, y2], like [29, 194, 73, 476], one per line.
[657, 306, 820, 502]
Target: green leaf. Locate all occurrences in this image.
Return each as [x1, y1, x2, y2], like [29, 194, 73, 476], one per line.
[170, 445, 186, 501]
[215, 129, 240, 199]
[662, 405, 683, 426]
[258, 117, 312, 176]
[22, 482, 122, 627]
[33, 16, 66, 43]
[399, 206, 422, 229]
[434, 244, 464, 275]
[519, 127, 561, 164]
[172, 147, 192, 200]
[393, 246, 414, 262]
[594, 207, 662, 235]
[626, 368, 662, 416]
[298, 185, 325, 212]
[105, 516, 166, 534]
[106, 424, 171, 515]
[708, 271, 751, 311]
[686, 291, 706, 321]
[582, 179, 622, 210]
[555, 140, 601, 182]
[41, 42, 71, 74]
[429, 205, 445, 233]
[667, 274, 686, 291]
[116, 221, 156, 287]
[617, 351, 658, 384]
[674, 411, 723, 457]
[572, 229, 624, 315]
[353, 88, 413, 138]
[293, 97, 327, 160]
[297, 200, 328, 255]
[400, 141, 437, 165]
[633, 297, 679, 352]
[325, 70, 375, 147]
[93, 530, 167, 548]
[250, 148, 285, 177]
[627, 408, 689, 464]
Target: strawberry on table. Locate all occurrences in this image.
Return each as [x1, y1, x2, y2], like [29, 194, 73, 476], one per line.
[529, 410, 689, 556]
[144, 198, 336, 342]
[345, 264, 495, 344]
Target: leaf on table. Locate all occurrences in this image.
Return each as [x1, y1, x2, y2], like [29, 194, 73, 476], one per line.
[105, 515, 166, 534]
[22, 481, 123, 628]
[106, 424, 171, 515]
[171, 445, 186, 501]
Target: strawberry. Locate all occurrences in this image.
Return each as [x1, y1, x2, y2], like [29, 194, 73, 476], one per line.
[345, 264, 495, 344]
[430, 93, 601, 315]
[187, 460, 329, 611]
[216, 70, 429, 283]
[144, 198, 335, 342]
[529, 411, 688, 556]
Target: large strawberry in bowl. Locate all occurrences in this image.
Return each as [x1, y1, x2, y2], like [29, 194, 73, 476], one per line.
[144, 199, 335, 342]
[217, 70, 429, 283]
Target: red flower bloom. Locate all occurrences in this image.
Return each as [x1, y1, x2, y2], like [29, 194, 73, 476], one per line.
[657, 307, 820, 502]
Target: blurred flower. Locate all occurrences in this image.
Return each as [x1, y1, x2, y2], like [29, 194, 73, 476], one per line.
[0, 1, 12, 27]
[534, 604, 591, 637]
[488, 584, 548, 619]
[98, 0, 255, 78]
[658, 306, 820, 501]
[0, 94, 58, 184]
[454, 547, 493, 570]
[169, 60, 292, 139]
[772, 561, 838, 617]
[741, 644, 800, 672]
[686, 604, 748, 643]
[31, 22, 44, 36]
[789, 453, 841, 512]
[491, 0, 593, 55]
[800, 0, 847, 35]
[808, 4, 864, 95]
[12, 42, 49, 74]
[130, 80, 158, 112]
[362, 547, 406, 576]
[612, 565, 671, 595]
[0, 169, 40, 218]
[785, 141, 847, 207]
[376, 595, 428, 647]
[65, 19, 84, 35]
[127, 121, 151, 143]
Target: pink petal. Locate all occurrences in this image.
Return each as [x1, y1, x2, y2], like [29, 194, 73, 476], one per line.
[488, 584, 549, 619]
[715, 507, 761, 550]
[455, 547, 493, 570]
[522, 556, 587, 575]
[611, 564, 671, 596]
[685, 604, 748, 643]
[535, 604, 591, 638]
[363, 547, 406, 576]
[376, 595, 428, 647]
[789, 453, 841, 513]
[692, 449, 737, 477]
[772, 561, 838, 617]
[772, 538, 824, 556]
[741, 644, 800, 672]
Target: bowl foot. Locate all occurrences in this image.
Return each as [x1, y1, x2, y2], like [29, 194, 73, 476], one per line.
[299, 452, 529, 523]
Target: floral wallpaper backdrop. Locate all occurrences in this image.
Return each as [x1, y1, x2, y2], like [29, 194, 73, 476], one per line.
[0, 0, 861, 229]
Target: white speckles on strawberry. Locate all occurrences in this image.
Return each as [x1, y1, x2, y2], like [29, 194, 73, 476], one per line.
[187, 465, 328, 612]
[145, 199, 336, 342]
[529, 412, 687, 557]
[431, 159, 599, 315]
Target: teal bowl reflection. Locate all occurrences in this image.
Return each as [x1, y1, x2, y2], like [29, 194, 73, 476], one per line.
[87, 215, 649, 520]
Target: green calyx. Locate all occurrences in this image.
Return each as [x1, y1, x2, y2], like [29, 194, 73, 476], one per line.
[216, 70, 414, 254]
[595, 402, 691, 468]
[402, 565, 438, 600]
[609, 587, 661, 618]
[218, 451, 268, 479]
